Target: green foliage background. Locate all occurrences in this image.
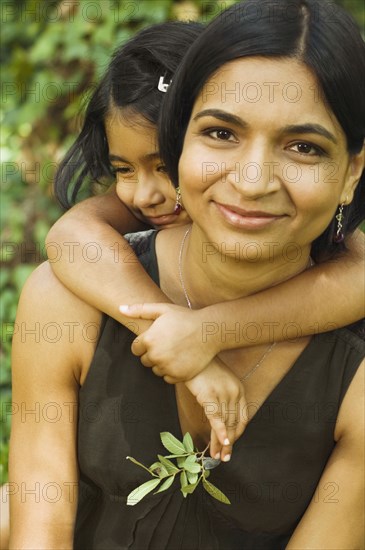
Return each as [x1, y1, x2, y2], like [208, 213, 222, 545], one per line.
[1, 0, 364, 482]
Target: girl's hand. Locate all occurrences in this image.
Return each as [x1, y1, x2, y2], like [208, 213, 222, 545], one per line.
[121, 303, 248, 460]
[120, 303, 220, 383]
[185, 357, 248, 461]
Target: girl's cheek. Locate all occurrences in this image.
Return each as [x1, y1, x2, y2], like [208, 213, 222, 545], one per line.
[116, 183, 134, 204]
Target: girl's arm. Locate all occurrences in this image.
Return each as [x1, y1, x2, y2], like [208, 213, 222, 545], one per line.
[48, 189, 364, 356]
[46, 187, 168, 335]
[287, 361, 364, 549]
[9, 262, 100, 548]
[123, 230, 365, 381]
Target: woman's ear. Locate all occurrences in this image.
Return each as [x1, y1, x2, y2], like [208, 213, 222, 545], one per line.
[341, 142, 365, 204]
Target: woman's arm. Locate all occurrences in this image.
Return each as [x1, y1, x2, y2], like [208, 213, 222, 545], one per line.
[287, 361, 364, 549]
[9, 262, 100, 549]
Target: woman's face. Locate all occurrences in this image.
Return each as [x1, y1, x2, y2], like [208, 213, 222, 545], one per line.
[105, 112, 190, 229]
[179, 57, 361, 259]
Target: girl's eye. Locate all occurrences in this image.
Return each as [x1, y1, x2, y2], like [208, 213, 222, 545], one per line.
[288, 142, 325, 157]
[203, 128, 238, 142]
[112, 166, 134, 176]
[156, 165, 167, 173]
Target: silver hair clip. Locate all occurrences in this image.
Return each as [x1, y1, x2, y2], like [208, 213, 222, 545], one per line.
[158, 75, 172, 93]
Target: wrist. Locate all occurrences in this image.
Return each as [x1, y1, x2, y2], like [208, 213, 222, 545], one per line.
[195, 305, 224, 355]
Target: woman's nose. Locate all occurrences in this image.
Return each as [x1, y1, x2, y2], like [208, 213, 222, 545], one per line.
[226, 144, 282, 198]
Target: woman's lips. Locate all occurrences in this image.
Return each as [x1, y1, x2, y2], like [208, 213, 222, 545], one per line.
[215, 202, 286, 229]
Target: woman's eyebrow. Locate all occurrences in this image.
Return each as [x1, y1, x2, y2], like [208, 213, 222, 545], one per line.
[283, 124, 338, 144]
[193, 109, 248, 129]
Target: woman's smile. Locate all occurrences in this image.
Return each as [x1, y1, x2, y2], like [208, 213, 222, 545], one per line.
[214, 201, 288, 230]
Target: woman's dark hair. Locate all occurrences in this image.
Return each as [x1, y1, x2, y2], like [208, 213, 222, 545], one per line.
[55, 20, 203, 208]
[160, 0, 365, 261]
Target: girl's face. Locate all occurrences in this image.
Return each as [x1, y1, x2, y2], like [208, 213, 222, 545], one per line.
[105, 112, 190, 229]
[179, 57, 362, 260]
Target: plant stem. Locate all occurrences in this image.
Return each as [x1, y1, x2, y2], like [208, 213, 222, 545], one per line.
[196, 443, 210, 461]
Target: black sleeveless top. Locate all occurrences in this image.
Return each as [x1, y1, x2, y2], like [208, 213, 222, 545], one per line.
[74, 230, 365, 550]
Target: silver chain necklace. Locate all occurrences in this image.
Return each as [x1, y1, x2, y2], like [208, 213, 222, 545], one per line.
[178, 226, 276, 380]
[178, 227, 193, 309]
[239, 341, 276, 381]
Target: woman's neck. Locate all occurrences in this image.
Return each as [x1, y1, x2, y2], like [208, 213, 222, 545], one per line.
[173, 224, 312, 308]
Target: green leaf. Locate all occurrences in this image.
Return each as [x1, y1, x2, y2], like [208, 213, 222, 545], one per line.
[149, 461, 162, 471]
[160, 432, 186, 455]
[187, 472, 198, 484]
[177, 456, 186, 468]
[182, 458, 201, 474]
[127, 478, 161, 506]
[184, 455, 197, 465]
[149, 462, 169, 478]
[154, 475, 175, 494]
[180, 470, 188, 490]
[181, 481, 200, 495]
[183, 432, 194, 453]
[164, 454, 190, 459]
[157, 455, 179, 474]
[202, 480, 231, 505]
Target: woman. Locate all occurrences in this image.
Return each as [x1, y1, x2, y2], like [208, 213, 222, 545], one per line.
[10, 1, 364, 547]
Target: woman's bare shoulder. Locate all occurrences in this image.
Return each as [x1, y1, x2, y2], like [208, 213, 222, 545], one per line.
[15, 261, 102, 382]
[20, 261, 101, 321]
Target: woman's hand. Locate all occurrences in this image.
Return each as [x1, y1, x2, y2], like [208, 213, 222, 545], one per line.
[185, 357, 248, 461]
[119, 302, 220, 383]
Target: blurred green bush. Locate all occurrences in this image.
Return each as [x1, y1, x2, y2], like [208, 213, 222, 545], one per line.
[0, 0, 364, 483]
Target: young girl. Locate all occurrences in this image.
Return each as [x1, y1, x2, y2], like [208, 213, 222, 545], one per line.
[48, 19, 364, 460]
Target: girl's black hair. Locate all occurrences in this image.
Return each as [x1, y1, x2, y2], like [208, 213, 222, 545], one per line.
[159, 0, 365, 261]
[54, 21, 203, 208]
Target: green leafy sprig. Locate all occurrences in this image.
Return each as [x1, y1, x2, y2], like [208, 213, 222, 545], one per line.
[126, 432, 230, 506]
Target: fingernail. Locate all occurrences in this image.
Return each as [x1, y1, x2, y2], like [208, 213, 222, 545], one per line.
[223, 438, 230, 446]
[119, 305, 129, 313]
[214, 452, 220, 460]
[223, 454, 231, 462]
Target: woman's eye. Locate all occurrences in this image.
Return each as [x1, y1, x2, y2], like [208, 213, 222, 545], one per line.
[288, 142, 325, 156]
[156, 165, 167, 173]
[204, 128, 237, 142]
